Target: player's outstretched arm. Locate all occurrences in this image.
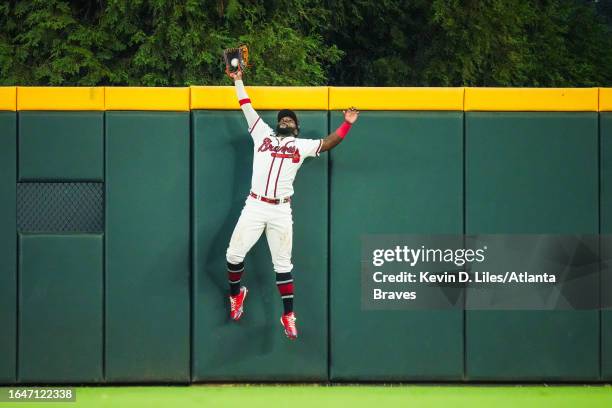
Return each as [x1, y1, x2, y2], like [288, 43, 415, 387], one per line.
[320, 107, 360, 152]
[230, 69, 260, 131]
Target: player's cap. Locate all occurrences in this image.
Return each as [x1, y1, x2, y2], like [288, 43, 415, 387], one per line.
[277, 109, 299, 127]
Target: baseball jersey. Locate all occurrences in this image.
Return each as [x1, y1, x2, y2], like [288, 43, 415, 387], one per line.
[248, 119, 321, 198]
[234, 79, 322, 199]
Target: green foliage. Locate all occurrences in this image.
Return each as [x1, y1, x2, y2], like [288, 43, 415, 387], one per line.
[0, 0, 611, 86]
[328, 0, 612, 86]
[0, 0, 342, 85]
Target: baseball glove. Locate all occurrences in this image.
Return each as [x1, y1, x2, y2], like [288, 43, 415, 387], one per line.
[223, 45, 250, 78]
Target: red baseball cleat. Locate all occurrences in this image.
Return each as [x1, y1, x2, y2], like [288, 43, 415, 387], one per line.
[280, 312, 298, 339]
[229, 286, 248, 321]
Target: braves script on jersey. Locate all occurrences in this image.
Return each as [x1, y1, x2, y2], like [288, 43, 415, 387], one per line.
[249, 119, 321, 198]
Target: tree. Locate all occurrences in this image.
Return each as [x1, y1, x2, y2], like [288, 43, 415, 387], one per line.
[326, 0, 612, 86]
[1, 0, 611, 86]
[0, 0, 342, 85]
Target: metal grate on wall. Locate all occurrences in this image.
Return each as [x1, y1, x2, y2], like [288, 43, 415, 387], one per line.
[17, 182, 104, 233]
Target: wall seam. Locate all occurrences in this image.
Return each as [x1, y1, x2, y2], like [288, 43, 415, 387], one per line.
[599, 111, 602, 380]
[102, 111, 107, 382]
[326, 110, 332, 383]
[462, 87, 467, 381]
[189, 111, 194, 383]
[462, 109, 467, 382]
[15, 110, 19, 383]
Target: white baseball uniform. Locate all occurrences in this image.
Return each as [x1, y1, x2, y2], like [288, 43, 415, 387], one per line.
[225, 80, 322, 273]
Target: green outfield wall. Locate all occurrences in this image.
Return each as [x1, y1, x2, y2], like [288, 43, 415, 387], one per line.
[105, 112, 190, 382]
[329, 111, 464, 380]
[0, 112, 16, 384]
[465, 112, 599, 380]
[192, 111, 328, 381]
[0, 86, 609, 383]
[19, 234, 103, 383]
[602, 112, 612, 380]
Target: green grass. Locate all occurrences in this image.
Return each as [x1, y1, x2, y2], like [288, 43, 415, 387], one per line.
[2, 385, 612, 408]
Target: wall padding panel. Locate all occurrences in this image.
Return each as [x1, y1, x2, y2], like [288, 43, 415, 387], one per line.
[601, 113, 612, 380]
[0, 112, 16, 384]
[329, 111, 464, 381]
[192, 110, 328, 381]
[105, 112, 190, 382]
[18, 234, 103, 383]
[18, 112, 103, 181]
[465, 112, 599, 380]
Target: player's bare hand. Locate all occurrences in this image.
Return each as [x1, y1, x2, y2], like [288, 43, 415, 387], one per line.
[229, 69, 243, 81]
[343, 106, 360, 124]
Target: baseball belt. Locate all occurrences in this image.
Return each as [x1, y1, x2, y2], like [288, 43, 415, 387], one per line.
[249, 191, 291, 205]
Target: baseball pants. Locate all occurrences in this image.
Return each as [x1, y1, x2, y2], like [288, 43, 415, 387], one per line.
[226, 195, 294, 273]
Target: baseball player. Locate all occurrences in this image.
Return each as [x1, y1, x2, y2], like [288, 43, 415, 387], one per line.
[225, 68, 359, 340]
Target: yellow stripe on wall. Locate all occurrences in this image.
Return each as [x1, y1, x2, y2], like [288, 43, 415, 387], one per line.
[465, 88, 599, 111]
[191, 86, 329, 110]
[329, 87, 464, 111]
[600, 88, 612, 112]
[190, 86, 236, 109]
[8, 86, 612, 111]
[17, 87, 104, 110]
[0, 87, 16, 111]
[105, 87, 190, 111]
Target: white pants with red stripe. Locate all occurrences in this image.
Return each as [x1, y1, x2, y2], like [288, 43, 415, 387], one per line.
[226, 195, 294, 273]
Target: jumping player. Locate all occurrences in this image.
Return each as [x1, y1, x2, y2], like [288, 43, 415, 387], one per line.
[225, 68, 359, 339]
